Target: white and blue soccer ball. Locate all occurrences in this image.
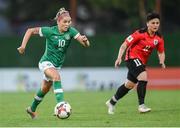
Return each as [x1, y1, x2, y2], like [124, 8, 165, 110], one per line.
[54, 101, 72, 119]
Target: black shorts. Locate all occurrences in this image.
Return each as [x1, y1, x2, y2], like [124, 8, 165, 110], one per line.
[125, 58, 146, 83]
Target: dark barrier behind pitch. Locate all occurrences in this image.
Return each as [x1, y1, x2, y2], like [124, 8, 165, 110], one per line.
[0, 32, 180, 67]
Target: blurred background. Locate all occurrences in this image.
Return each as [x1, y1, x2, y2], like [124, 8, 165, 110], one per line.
[0, 0, 180, 91]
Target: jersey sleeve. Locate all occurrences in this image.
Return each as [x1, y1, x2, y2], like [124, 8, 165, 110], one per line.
[125, 31, 142, 46]
[69, 27, 80, 39]
[39, 27, 52, 37]
[156, 38, 165, 53]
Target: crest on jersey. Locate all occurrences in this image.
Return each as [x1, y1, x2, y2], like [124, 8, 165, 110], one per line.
[65, 34, 70, 40]
[127, 35, 133, 42]
[154, 39, 158, 45]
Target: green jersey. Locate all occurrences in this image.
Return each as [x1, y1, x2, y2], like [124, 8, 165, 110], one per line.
[39, 26, 79, 67]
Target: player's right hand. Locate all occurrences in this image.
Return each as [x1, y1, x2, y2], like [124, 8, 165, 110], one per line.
[115, 58, 122, 68]
[17, 46, 25, 54]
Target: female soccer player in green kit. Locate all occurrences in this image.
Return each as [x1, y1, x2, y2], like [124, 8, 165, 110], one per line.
[17, 8, 90, 119]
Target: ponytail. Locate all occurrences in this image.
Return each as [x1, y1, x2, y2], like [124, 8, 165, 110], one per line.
[54, 7, 70, 20]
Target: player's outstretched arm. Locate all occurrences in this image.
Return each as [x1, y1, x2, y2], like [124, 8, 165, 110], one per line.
[76, 35, 90, 47]
[158, 51, 166, 68]
[115, 41, 127, 68]
[17, 27, 40, 54]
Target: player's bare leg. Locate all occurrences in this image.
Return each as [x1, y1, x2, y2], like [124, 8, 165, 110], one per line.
[26, 80, 52, 119]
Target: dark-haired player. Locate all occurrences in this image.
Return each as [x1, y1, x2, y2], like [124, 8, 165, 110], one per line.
[106, 12, 165, 114]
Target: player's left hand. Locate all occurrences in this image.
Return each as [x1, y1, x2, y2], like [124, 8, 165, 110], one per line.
[160, 63, 166, 68]
[17, 46, 25, 54]
[81, 35, 90, 47]
[81, 35, 88, 42]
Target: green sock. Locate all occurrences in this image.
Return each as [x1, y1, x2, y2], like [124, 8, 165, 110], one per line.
[53, 81, 64, 103]
[31, 89, 46, 112]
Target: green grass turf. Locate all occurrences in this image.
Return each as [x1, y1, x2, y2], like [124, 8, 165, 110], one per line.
[0, 90, 180, 127]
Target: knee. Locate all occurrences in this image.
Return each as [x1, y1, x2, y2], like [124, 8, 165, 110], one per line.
[52, 75, 60, 81]
[125, 82, 135, 89]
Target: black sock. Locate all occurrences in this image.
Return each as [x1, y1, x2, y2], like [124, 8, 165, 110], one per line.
[110, 84, 130, 105]
[137, 80, 147, 105]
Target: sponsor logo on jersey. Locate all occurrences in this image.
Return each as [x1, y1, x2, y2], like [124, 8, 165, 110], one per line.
[65, 34, 70, 40]
[154, 39, 158, 45]
[127, 35, 133, 42]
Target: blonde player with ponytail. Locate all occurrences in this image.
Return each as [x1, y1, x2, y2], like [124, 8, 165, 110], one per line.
[17, 7, 90, 119]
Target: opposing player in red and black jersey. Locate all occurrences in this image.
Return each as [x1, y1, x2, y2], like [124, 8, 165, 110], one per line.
[106, 12, 166, 114]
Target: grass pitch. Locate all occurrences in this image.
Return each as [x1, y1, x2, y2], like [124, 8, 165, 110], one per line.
[0, 90, 180, 127]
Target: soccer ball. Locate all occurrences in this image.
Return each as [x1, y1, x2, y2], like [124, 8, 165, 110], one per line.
[54, 101, 72, 119]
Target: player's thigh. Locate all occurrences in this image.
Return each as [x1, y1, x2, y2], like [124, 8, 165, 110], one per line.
[39, 61, 61, 80]
[137, 71, 147, 81]
[44, 68, 61, 81]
